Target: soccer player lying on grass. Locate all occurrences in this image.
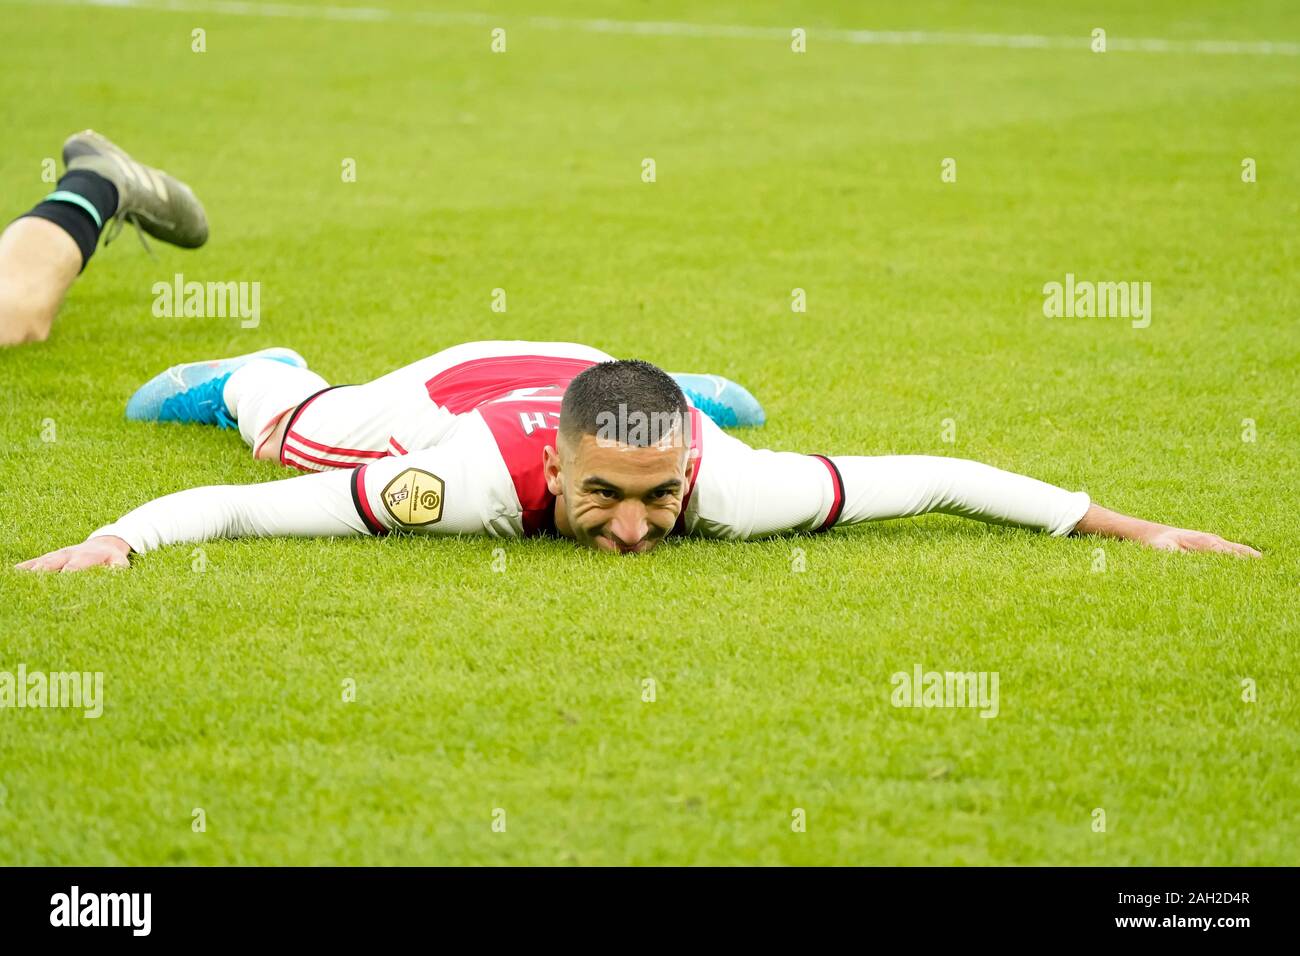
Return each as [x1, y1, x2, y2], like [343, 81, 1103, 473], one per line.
[0, 130, 207, 346]
[16, 341, 1259, 571]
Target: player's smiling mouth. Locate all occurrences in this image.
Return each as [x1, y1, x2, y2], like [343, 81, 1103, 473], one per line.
[599, 535, 654, 555]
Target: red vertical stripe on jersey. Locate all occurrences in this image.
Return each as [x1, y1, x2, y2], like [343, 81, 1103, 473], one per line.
[476, 396, 564, 537]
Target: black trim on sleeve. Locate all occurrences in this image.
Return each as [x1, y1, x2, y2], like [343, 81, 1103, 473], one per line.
[350, 466, 387, 536]
[810, 454, 845, 532]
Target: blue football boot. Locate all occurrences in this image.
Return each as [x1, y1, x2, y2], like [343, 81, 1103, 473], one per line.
[126, 347, 306, 428]
[669, 372, 766, 428]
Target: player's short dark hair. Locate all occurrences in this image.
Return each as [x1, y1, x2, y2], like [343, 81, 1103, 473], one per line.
[559, 359, 689, 449]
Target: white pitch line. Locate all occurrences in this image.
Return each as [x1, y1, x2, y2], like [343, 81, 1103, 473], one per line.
[9, 0, 1300, 57]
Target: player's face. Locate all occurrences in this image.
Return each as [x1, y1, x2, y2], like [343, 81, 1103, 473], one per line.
[546, 434, 687, 554]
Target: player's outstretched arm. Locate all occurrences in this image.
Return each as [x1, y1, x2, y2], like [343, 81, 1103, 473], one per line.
[15, 443, 491, 573]
[825, 455, 1260, 558]
[1070, 503, 1260, 557]
[694, 423, 1260, 558]
[15, 468, 369, 573]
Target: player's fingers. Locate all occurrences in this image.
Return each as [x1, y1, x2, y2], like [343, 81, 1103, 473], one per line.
[1224, 539, 1262, 559]
[15, 549, 71, 572]
[43, 550, 76, 570]
[1196, 534, 1260, 558]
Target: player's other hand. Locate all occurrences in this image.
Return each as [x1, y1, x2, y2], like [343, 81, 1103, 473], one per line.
[1146, 526, 1261, 559]
[14, 536, 133, 572]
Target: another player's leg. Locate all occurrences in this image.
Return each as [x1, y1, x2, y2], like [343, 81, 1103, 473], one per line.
[668, 372, 765, 427]
[0, 129, 208, 347]
[0, 217, 83, 345]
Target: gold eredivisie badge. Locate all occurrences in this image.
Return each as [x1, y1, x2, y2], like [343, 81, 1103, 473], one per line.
[380, 468, 444, 526]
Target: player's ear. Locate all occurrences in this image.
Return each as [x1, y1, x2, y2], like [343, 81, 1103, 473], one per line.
[542, 443, 564, 496]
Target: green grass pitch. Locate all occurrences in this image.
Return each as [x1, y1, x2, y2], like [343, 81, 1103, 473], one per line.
[1, 0, 1297, 865]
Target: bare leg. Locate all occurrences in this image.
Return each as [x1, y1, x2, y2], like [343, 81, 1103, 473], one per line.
[254, 412, 293, 462]
[0, 217, 82, 346]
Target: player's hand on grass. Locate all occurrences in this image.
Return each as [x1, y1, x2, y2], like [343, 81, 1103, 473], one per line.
[1074, 505, 1261, 558]
[14, 535, 133, 572]
[1144, 526, 1261, 558]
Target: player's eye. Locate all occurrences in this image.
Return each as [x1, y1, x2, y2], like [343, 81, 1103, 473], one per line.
[592, 487, 619, 500]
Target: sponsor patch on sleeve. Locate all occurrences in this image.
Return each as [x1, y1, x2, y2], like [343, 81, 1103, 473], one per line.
[380, 468, 444, 526]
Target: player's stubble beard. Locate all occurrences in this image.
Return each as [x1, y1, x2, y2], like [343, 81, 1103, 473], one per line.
[545, 434, 686, 555]
[554, 492, 668, 555]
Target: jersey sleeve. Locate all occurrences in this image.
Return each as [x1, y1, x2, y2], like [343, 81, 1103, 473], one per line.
[91, 468, 370, 554]
[684, 416, 1091, 540]
[347, 440, 510, 537]
[684, 417, 839, 539]
[90, 429, 511, 554]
